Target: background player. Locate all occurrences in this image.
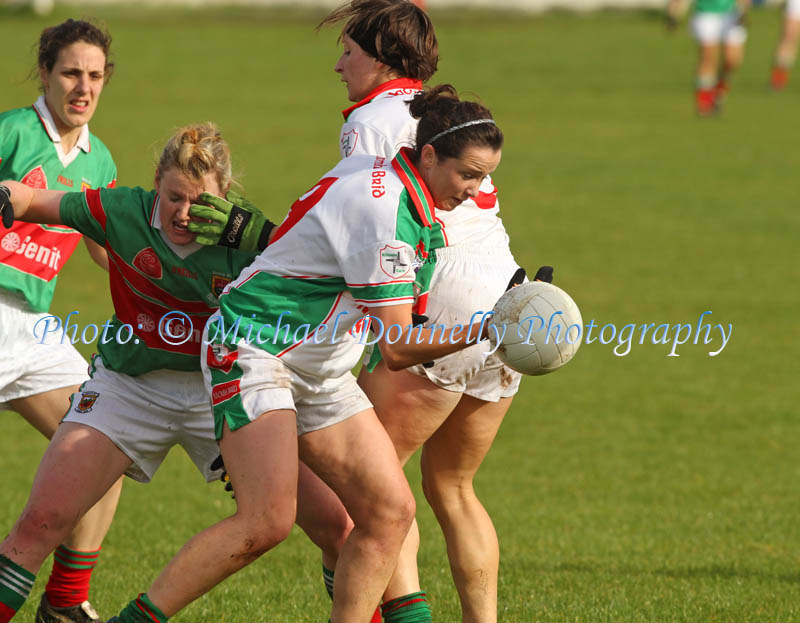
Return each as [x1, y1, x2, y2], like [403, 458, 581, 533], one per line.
[688, 0, 750, 114]
[0, 123, 264, 623]
[769, 0, 800, 89]
[0, 19, 122, 623]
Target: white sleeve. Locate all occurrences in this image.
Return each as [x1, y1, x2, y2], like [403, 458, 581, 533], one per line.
[339, 120, 395, 160]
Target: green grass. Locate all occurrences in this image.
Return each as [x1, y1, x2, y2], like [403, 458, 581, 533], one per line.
[1, 6, 798, 622]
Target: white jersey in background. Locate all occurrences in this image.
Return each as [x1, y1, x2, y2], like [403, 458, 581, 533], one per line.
[339, 78, 509, 249]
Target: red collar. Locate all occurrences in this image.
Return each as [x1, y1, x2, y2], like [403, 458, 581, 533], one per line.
[341, 78, 423, 121]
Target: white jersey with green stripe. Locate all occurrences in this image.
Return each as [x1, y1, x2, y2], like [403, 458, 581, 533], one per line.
[0, 97, 117, 312]
[212, 150, 442, 378]
[338, 79, 509, 249]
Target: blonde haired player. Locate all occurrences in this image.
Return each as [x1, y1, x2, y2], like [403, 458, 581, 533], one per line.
[0, 124, 264, 623]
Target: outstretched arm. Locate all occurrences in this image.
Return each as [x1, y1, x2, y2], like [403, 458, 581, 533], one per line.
[0, 181, 67, 226]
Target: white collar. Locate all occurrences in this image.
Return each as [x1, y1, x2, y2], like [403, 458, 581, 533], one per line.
[33, 96, 91, 165]
[152, 195, 204, 259]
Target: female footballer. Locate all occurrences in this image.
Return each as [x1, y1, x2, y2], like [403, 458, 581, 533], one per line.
[0, 19, 122, 623]
[315, 3, 534, 622]
[0, 123, 279, 623]
[89, 86, 506, 623]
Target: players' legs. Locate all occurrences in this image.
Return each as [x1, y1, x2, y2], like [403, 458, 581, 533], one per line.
[0, 422, 131, 572]
[11, 387, 124, 553]
[358, 362, 462, 601]
[772, 16, 800, 89]
[143, 412, 298, 617]
[695, 43, 720, 114]
[419, 394, 513, 623]
[299, 407, 417, 623]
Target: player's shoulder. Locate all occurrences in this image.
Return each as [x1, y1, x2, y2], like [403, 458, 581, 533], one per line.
[347, 92, 416, 126]
[0, 105, 39, 137]
[98, 185, 156, 215]
[86, 131, 116, 167]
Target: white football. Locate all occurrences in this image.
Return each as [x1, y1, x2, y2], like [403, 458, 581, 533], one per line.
[488, 281, 582, 376]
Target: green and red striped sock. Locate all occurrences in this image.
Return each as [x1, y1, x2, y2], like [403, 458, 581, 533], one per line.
[0, 554, 35, 623]
[381, 591, 431, 622]
[116, 593, 168, 623]
[45, 544, 101, 607]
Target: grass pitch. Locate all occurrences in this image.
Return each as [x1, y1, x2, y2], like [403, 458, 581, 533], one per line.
[0, 5, 797, 622]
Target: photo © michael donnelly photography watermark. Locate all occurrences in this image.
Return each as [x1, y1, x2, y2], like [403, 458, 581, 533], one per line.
[31, 309, 733, 357]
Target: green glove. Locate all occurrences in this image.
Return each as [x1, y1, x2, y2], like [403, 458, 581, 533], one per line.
[188, 190, 275, 252]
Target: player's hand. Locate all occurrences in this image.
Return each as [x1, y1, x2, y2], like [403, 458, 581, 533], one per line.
[188, 191, 275, 252]
[209, 454, 235, 498]
[0, 185, 14, 229]
[533, 266, 553, 283]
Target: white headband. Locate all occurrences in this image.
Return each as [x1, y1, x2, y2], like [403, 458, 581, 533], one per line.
[424, 119, 496, 146]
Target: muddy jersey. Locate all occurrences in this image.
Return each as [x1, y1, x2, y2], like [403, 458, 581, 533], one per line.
[0, 97, 117, 312]
[59, 187, 257, 376]
[210, 149, 444, 378]
[339, 80, 509, 249]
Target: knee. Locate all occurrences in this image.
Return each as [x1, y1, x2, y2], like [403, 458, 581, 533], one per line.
[234, 507, 295, 561]
[300, 507, 354, 558]
[421, 469, 473, 516]
[354, 489, 416, 538]
[15, 503, 77, 546]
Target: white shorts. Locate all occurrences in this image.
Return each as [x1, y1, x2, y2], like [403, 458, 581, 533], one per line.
[0, 291, 88, 409]
[788, 0, 800, 20]
[63, 356, 222, 484]
[202, 337, 371, 438]
[690, 12, 747, 45]
[407, 245, 523, 402]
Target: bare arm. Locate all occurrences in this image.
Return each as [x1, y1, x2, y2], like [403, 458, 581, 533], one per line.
[83, 238, 109, 271]
[1, 181, 66, 225]
[369, 303, 491, 371]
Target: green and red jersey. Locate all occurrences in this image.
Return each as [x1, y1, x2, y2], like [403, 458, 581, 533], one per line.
[60, 186, 257, 376]
[0, 97, 117, 312]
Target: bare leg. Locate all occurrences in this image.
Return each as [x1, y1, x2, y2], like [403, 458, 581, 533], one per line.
[145, 412, 298, 616]
[776, 17, 800, 66]
[10, 388, 124, 552]
[296, 460, 353, 571]
[0, 423, 131, 572]
[299, 408, 416, 623]
[358, 363, 462, 599]
[420, 395, 513, 623]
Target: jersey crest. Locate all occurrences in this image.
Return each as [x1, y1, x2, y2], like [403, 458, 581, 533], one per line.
[21, 165, 48, 189]
[132, 247, 163, 279]
[75, 391, 99, 413]
[341, 129, 359, 158]
[379, 244, 411, 279]
[211, 274, 231, 298]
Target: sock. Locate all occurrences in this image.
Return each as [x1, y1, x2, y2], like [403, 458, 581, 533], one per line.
[117, 593, 168, 623]
[322, 565, 335, 600]
[381, 591, 432, 623]
[45, 545, 101, 607]
[323, 565, 382, 622]
[0, 555, 35, 623]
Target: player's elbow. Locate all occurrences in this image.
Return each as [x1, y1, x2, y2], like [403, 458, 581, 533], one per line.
[379, 345, 414, 371]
